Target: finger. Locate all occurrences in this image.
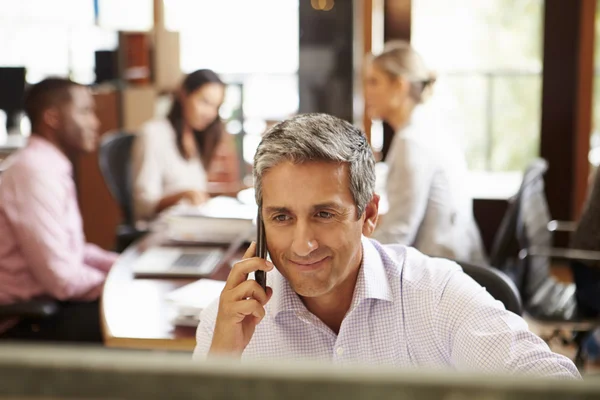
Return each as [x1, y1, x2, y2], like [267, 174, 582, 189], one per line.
[226, 280, 269, 304]
[230, 299, 266, 323]
[265, 286, 273, 302]
[243, 242, 256, 259]
[224, 257, 273, 290]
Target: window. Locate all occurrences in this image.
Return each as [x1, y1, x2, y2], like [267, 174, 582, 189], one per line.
[590, 0, 600, 166]
[0, 0, 117, 84]
[164, 0, 299, 164]
[412, 0, 544, 172]
[96, 0, 154, 32]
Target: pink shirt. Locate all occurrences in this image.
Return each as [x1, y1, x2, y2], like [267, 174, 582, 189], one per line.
[0, 136, 118, 312]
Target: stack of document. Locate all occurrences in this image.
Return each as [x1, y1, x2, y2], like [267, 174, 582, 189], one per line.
[164, 196, 257, 244]
[166, 279, 226, 327]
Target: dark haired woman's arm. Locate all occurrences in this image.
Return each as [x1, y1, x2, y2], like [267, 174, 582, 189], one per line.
[154, 190, 209, 214]
[208, 133, 241, 186]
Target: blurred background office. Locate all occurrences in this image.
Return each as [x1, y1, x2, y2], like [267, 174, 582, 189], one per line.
[0, 0, 596, 253]
[1, 0, 600, 375]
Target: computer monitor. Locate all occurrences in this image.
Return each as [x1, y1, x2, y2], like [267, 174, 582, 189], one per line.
[0, 343, 597, 399]
[0, 67, 26, 130]
[95, 50, 119, 84]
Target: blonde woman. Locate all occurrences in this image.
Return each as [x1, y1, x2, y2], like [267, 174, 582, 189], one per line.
[366, 41, 486, 263]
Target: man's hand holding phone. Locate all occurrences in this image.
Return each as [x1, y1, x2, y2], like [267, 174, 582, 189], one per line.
[209, 242, 274, 356]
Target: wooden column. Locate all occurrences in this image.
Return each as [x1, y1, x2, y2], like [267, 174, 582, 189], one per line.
[361, 0, 374, 143]
[381, 0, 411, 160]
[357, 0, 384, 144]
[573, 0, 596, 218]
[540, 0, 596, 221]
[75, 89, 123, 250]
[384, 0, 411, 42]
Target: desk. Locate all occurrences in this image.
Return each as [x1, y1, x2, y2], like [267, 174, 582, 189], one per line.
[101, 232, 239, 351]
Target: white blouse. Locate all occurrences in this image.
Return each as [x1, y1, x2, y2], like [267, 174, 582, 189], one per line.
[372, 107, 487, 264]
[131, 119, 208, 221]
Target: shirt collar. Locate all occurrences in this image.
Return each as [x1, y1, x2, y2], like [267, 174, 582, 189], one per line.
[27, 135, 72, 176]
[270, 236, 393, 319]
[351, 236, 393, 306]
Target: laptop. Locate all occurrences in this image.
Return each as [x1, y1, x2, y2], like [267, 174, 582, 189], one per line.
[132, 246, 224, 278]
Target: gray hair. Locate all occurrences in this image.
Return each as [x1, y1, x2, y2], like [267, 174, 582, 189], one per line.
[253, 113, 375, 218]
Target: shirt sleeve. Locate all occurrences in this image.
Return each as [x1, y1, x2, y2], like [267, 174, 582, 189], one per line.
[131, 125, 164, 220]
[2, 169, 105, 301]
[373, 137, 436, 245]
[435, 268, 581, 379]
[84, 243, 119, 273]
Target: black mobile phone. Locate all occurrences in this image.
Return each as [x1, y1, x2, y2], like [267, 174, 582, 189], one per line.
[255, 209, 267, 292]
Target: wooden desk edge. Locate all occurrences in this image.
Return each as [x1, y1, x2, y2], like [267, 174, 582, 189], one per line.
[100, 242, 141, 348]
[101, 230, 248, 351]
[103, 336, 196, 352]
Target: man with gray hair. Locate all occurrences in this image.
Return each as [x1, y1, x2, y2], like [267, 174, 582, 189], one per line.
[195, 113, 579, 378]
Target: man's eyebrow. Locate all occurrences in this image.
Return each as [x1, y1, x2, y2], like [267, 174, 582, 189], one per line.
[264, 206, 290, 214]
[311, 202, 345, 211]
[264, 203, 348, 215]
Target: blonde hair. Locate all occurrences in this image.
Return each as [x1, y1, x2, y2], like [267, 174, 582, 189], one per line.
[371, 40, 437, 104]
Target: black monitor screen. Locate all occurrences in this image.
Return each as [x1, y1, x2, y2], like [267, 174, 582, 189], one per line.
[0, 67, 26, 113]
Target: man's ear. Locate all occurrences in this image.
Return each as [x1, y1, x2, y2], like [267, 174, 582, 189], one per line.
[41, 107, 60, 130]
[362, 194, 380, 237]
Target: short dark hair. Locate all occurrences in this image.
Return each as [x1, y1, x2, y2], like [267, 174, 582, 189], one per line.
[24, 78, 81, 127]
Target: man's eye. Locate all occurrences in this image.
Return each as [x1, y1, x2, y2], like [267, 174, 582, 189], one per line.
[317, 211, 334, 219]
[274, 215, 289, 222]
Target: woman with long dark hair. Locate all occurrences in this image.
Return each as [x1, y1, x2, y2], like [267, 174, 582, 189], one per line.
[132, 69, 237, 220]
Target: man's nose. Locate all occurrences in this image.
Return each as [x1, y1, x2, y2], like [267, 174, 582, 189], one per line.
[290, 220, 319, 257]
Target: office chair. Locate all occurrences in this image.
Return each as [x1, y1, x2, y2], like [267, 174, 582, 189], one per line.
[0, 297, 59, 340]
[457, 261, 522, 315]
[98, 132, 148, 252]
[489, 158, 600, 366]
[0, 298, 59, 320]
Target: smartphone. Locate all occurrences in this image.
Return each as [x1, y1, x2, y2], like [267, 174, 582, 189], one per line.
[255, 208, 267, 292]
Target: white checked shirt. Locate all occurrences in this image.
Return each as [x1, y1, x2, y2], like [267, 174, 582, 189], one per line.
[195, 238, 580, 379]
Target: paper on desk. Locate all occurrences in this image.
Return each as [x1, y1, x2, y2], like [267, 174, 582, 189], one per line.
[166, 279, 226, 313]
[169, 196, 257, 220]
[163, 196, 256, 244]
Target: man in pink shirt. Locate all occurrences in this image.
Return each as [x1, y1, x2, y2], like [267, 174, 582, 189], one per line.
[0, 78, 118, 342]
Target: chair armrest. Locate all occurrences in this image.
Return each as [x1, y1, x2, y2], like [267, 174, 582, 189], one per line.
[547, 220, 577, 233]
[0, 298, 60, 319]
[519, 246, 600, 263]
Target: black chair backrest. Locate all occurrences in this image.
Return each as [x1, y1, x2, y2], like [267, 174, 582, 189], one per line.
[488, 195, 519, 272]
[489, 158, 552, 304]
[457, 261, 522, 315]
[515, 159, 553, 303]
[98, 132, 136, 226]
[490, 159, 548, 267]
